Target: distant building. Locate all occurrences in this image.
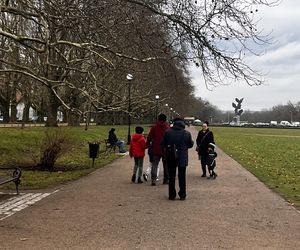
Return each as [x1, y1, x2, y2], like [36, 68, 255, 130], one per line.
[14, 102, 63, 122]
[183, 116, 195, 124]
[184, 117, 195, 123]
[16, 102, 36, 121]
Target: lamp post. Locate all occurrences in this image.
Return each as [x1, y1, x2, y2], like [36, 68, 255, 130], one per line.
[126, 73, 133, 145]
[155, 95, 159, 120]
[165, 103, 168, 120]
[290, 111, 293, 124]
[170, 107, 173, 120]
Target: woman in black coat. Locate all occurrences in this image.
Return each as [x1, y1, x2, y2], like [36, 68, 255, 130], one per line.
[196, 121, 215, 177]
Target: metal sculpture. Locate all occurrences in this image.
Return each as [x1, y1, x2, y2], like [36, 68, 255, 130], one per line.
[232, 98, 244, 125]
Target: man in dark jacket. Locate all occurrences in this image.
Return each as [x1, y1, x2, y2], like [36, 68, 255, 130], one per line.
[108, 128, 126, 153]
[147, 114, 170, 185]
[160, 118, 194, 200]
[196, 121, 215, 177]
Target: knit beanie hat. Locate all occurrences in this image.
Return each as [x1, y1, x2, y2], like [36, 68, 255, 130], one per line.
[135, 126, 144, 134]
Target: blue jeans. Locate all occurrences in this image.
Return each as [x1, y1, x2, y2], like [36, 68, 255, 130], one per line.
[116, 140, 125, 152]
[151, 155, 169, 181]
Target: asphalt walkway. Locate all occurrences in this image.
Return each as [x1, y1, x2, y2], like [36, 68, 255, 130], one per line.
[0, 127, 299, 249]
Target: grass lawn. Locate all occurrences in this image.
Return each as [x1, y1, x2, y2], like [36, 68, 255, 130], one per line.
[210, 126, 300, 208]
[0, 124, 152, 190]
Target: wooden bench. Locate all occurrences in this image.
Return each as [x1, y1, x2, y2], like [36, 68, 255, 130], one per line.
[0, 167, 22, 194]
[104, 139, 117, 154]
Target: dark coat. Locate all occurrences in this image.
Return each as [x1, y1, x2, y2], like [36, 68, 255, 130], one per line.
[196, 129, 214, 156]
[147, 121, 169, 156]
[207, 150, 217, 169]
[108, 130, 118, 144]
[160, 120, 194, 167]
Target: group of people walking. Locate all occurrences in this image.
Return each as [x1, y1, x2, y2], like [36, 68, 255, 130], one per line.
[114, 114, 217, 201]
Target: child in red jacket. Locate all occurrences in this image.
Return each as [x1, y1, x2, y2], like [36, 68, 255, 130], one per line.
[130, 126, 147, 183]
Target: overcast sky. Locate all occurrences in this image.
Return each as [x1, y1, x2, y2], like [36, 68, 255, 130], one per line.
[190, 0, 300, 111]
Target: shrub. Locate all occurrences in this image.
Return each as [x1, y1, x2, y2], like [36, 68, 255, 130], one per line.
[37, 128, 75, 171]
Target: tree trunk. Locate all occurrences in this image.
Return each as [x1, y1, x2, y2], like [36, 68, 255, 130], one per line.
[22, 102, 30, 123]
[1, 101, 10, 122]
[10, 103, 17, 122]
[37, 98, 46, 123]
[45, 90, 59, 127]
[62, 109, 68, 123]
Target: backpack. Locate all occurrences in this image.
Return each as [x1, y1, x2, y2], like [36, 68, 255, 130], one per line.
[164, 130, 185, 161]
[165, 144, 179, 161]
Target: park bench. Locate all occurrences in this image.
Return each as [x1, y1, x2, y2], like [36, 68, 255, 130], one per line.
[104, 139, 117, 154]
[103, 134, 148, 155]
[0, 167, 22, 195]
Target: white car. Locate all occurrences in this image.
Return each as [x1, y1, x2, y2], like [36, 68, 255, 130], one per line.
[193, 119, 202, 126]
[280, 121, 292, 126]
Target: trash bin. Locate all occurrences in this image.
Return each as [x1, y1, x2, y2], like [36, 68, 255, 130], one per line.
[89, 142, 100, 158]
[89, 142, 100, 167]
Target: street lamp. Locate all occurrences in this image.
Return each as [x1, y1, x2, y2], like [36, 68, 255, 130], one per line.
[165, 103, 169, 120]
[126, 73, 133, 145]
[155, 95, 160, 120]
[290, 111, 293, 124]
[170, 107, 173, 120]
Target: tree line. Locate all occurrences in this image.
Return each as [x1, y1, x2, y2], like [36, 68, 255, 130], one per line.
[201, 101, 300, 124]
[0, 0, 279, 126]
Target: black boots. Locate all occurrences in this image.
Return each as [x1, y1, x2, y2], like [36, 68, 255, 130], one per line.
[151, 179, 156, 186]
[131, 174, 136, 183]
[213, 172, 218, 179]
[131, 174, 143, 183]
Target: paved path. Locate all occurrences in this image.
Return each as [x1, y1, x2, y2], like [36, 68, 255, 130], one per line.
[0, 127, 299, 249]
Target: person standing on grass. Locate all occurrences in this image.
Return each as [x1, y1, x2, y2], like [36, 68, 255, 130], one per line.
[130, 126, 147, 183]
[160, 117, 194, 200]
[147, 114, 170, 186]
[196, 121, 215, 177]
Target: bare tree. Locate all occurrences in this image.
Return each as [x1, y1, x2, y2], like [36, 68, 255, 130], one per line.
[0, 0, 279, 126]
[124, 0, 279, 86]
